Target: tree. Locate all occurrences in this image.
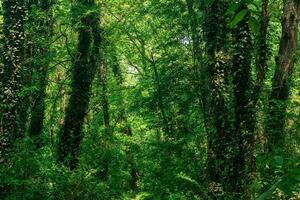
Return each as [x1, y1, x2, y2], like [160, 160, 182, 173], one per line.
[109, 47, 139, 189]
[99, 62, 110, 134]
[203, 0, 233, 198]
[0, 0, 26, 160]
[266, 0, 300, 151]
[57, 0, 101, 169]
[231, 4, 255, 197]
[27, 0, 54, 147]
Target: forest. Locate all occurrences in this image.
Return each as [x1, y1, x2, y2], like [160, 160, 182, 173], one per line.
[0, 0, 299, 199]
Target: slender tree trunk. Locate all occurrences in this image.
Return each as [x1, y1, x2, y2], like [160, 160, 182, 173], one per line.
[110, 52, 139, 189]
[111, 53, 133, 135]
[99, 63, 110, 134]
[186, 0, 210, 132]
[253, 0, 269, 103]
[152, 59, 172, 136]
[57, 0, 101, 169]
[0, 0, 26, 160]
[266, 0, 300, 152]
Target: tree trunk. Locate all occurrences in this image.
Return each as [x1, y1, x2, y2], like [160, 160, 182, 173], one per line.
[28, 0, 54, 147]
[57, 0, 101, 169]
[203, 0, 233, 198]
[111, 52, 133, 135]
[266, 0, 300, 152]
[186, 0, 210, 132]
[253, 0, 269, 103]
[99, 63, 110, 134]
[0, 0, 26, 160]
[110, 51, 139, 189]
[231, 6, 254, 197]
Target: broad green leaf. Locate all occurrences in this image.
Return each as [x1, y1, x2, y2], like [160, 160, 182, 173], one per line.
[256, 178, 282, 200]
[229, 9, 249, 28]
[278, 176, 300, 197]
[249, 17, 260, 33]
[225, 3, 240, 15]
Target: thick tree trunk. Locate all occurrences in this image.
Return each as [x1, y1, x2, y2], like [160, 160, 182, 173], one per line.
[266, 0, 300, 151]
[16, 0, 37, 140]
[57, 1, 101, 169]
[28, 0, 53, 147]
[203, 1, 233, 198]
[0, 0, 26, 160]
[231, 7, 254, 197]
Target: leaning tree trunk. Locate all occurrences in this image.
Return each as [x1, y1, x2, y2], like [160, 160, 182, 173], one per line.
[266, 0, 300, 152]
[57, 0, 101, 169]
[28, 0, 54, 147]
[0, 0, 26, 160]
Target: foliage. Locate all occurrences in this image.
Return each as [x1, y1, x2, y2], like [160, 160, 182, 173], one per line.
[0, 0, 299, 199]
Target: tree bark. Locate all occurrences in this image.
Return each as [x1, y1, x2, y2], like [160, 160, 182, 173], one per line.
[266, 0, 300, 151]
[28, 0, 54, 147]
[203, 0, 233, 198]
[57, 0, 101, 169]
[0, 0, 26, 160]
[253, 0, 269, 103]
[231, 6, 254, 197]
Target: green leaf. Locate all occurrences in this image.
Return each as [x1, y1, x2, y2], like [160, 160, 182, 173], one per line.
[229, 9, 249, 28]
[204, 0, 214, 6]
[249, 17, 260, 33]
[135, 192, 152, 200]
[274, 155, 283, 165]
[256, 178, 282, 200]
[225, 3, 240, 15]
[176, 172, 202, 190]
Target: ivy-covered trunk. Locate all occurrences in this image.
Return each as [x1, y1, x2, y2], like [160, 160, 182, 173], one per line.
[203, 0, 233, 198]
[266, 0, 300, 151]
[253, 0, 269, 102]
[0, 0, 26, 159]
[57, 0, 101, 169]
[28, 0, 54, 147]
[231, 6, 254, 197]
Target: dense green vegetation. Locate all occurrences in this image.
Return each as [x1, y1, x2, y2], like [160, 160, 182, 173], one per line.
[0, 0, 299, 199]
